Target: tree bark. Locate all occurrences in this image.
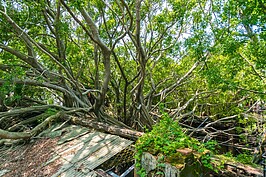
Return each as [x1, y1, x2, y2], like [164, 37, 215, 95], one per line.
[67, 115, 144, 141]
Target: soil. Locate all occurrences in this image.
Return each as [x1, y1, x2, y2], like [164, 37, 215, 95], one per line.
[0, 137, 62, 177]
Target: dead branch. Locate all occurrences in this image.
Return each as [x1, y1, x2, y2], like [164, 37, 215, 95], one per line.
[0, 105, 58, 123]
[0, 79, 88, 108]
[0, 111, 62, 139]
[8, 112, 50, 131]
[204, 115, 238, 128]
[67, 115, 144, 141]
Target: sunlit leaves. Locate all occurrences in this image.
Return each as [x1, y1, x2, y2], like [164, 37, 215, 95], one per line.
[0, 0, 265, 123]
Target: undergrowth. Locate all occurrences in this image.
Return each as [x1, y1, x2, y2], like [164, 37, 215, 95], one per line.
[135, 112, 219, 176]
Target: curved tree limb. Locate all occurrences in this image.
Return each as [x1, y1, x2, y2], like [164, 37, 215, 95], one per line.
[0, 43, 42, 70]
[0, 79, 89, 108]
[79, 8, 112, 108]
[0, 9, 78, 90]
[0, 129, 32, 139]
[0, 111, 62, 139]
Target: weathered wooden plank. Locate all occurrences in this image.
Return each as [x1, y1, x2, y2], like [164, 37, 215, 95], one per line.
[51, 136, 118, 176]
[66, 135, 118, 163]
[56, 131, 114, 154]
[49, 125, 133, 177]
[55, 165, 94, 177]
[46, 131, 112, 165]
[60, 137, 132, 176]
[57, 126, 90, 145]
[83, 136, 133, 169]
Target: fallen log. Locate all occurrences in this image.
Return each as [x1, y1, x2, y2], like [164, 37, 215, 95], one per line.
[0, 129, 31, 139]
[67, 115, 144, 141]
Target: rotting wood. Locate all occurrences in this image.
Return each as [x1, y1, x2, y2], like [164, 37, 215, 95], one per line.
[67, 116, 144, 140]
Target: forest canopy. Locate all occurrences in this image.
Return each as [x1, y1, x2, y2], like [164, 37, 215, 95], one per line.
[0, 0, 265, 155]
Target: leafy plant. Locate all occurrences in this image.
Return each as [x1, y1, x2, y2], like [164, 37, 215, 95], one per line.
[37, 108, 57, 123]
[45, 108, 57, 116]
[223, 151, 255, 166]
[135, 112, 219, 175]
[235, 153, 254, 165]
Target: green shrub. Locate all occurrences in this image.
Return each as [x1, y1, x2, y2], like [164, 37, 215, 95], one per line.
[135, 112, 219, 176]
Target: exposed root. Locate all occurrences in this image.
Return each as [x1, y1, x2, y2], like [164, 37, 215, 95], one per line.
[0, 111, 62, 139]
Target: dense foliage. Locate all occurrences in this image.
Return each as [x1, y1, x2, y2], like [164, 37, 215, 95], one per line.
[135, 112, 219, 175]
[0, 0, 265, 172]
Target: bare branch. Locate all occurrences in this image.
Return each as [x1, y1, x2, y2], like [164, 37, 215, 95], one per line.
[0, 10, 78, 88]
[204, 115, 238, 128]
[79, 8, 111, 54]
[0, 79, 89, 108]
[0, 111, 62, 139]
[0, 44, 42, 70]
[135, 0, 146, 59]
[239, 52, 265, 81]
